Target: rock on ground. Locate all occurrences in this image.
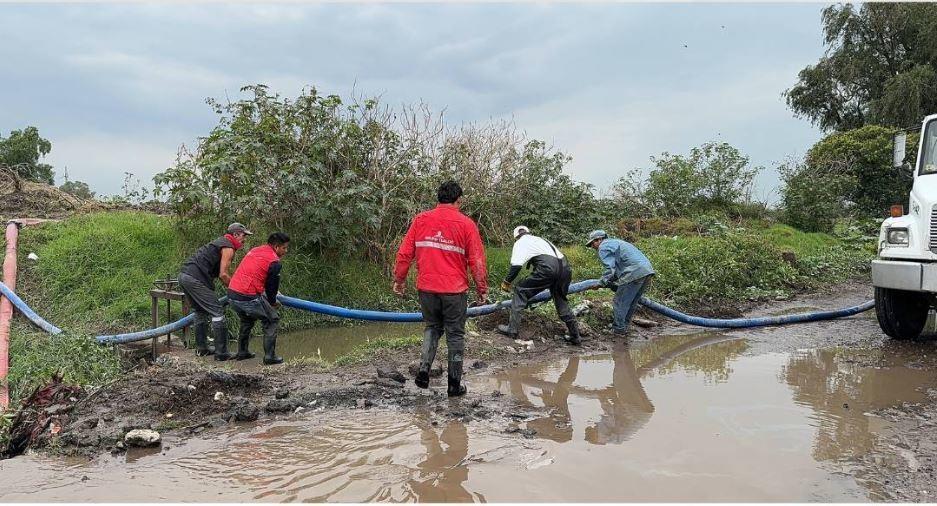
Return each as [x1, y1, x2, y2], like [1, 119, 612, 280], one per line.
[124, 429, 161, 447]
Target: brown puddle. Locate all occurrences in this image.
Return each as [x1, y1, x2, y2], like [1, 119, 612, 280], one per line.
[3, 332, 936, 502]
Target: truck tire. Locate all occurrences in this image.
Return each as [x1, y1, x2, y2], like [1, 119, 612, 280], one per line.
[875, 287, 929, 339]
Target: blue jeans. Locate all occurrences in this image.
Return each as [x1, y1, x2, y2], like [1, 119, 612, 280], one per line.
[613, 275, 652, 333]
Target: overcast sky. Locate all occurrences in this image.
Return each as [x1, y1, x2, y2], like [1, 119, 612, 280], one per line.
[1, 3, 827, 202]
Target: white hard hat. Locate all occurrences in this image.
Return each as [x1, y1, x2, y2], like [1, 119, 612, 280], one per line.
[513, 226, 530, 238]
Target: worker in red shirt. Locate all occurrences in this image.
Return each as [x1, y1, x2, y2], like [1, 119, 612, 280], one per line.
[227, 232, 290, 365]
[394, 181, 488, 397]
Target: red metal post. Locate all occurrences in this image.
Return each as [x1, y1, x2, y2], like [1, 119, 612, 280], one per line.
[1, 221, 20, 410]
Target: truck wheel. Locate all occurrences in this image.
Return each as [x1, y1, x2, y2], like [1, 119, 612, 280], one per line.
[875, 287, 930, 339]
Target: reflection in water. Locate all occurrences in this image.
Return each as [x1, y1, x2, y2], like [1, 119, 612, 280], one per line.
[492, 334, 748, 445]
[407, 417, 483, 502]
[783, 346, 937, 462]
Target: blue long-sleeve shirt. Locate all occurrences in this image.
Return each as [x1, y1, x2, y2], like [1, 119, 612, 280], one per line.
[597, 238, 655, 285]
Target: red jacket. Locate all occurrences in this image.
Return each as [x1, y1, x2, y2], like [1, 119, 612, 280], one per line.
[229, 244, 281, 302]
[394, 204, 488, 296]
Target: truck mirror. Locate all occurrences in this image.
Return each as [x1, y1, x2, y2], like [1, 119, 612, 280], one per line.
[894, 132, 907, 168]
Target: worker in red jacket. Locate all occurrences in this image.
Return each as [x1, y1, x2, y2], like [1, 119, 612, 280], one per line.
[394, 181, 488, 397]
[227, 232, 290, 365]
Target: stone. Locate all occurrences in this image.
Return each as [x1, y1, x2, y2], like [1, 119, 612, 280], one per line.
[632, 318, 659, 328]
[231, 403, 259, 422]
[214, 391, 225, 402]
[186, 384, 197, 392]
[124, 429, 161, 447]
[356, 398, 372, 409]
[274, 387, 290, 399]
[469, 360, 488, 370]
[376, 366, 406, 384]
[208, 371, 236, 384]
[209, 418, 227, 429]
[265, 399, 296, 413]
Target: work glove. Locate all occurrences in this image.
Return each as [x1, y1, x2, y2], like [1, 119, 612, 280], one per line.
[500, 280, 512, 292]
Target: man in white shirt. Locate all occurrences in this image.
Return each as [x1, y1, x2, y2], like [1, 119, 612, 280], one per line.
[497, 226, 581, 345]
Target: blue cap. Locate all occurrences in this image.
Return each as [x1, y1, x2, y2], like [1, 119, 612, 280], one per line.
[586, 229, 607, 246]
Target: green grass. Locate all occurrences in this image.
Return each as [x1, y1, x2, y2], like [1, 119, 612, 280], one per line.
[0, 212, 873, 420]
[331, 334, 424, 366]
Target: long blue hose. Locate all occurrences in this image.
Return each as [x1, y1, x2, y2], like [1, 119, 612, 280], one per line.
[1, 278, 874, 344]
[0, 281, 62, 335]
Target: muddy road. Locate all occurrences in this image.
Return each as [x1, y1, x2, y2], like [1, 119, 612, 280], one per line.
[2, 283, 936, 502]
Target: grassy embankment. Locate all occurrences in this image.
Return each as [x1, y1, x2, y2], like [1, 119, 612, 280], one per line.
[2, 211, 874, 415]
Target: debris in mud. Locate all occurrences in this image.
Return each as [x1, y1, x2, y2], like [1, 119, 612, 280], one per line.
[213, 392, 225, 402]
[376, 366, 406, 384]
[2, 373, 83, 458]
[572, 301, 593, 317]
[470, 360, 488, 370]
[274, 387, 290, 399]
[407, 361, 443, 378]
[124, 429, 161, 447]
[356, 398, 372, 409]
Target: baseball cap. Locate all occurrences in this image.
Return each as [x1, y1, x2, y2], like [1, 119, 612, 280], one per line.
[227, 222, 253, 235]
[585, 229, 607, 246]
[513, 225, 530, 238]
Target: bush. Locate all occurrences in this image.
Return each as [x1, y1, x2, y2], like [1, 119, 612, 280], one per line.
[607, 142, 766, 221]
[155, 85, 599, 260]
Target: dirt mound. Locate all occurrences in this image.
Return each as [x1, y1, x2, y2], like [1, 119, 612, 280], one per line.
[0, 168, 102, 220]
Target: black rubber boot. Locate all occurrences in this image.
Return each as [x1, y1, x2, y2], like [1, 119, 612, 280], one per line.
[496, 324, 519, 338]
[235, 328, 255, 361]
[213, 322, 233, 361]
[415, 365, 430, 389]
[193, 322, 214, 356]
[564, 320, 582, 346]
[263, 334, 283, 365]
[447, 361, 467, 397]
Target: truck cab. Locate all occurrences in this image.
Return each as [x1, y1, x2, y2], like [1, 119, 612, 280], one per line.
[872, 113, 937, 338]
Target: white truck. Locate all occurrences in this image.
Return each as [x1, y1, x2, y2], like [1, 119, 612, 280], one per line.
[872, 113, 937, 338]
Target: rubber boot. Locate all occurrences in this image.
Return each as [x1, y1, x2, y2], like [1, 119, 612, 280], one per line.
[193, 322, 214, 356]
[263, 333, 283, 365]
[498, 308, 521, 338]
[235, 328, 255, 361]
[415, 365, 430, 389]
[447, 361, 467, 397]
[564, 320, 582, 346]
[213, 322, 233, 361]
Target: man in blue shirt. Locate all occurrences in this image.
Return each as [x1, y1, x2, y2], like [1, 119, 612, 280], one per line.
[586, 230, 655, 335]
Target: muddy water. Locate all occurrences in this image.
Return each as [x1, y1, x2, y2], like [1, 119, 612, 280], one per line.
[3, 332, 936, 502]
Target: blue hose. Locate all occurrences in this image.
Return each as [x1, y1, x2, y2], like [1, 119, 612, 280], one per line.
[277, 279, 601, 323]
[0, 281, 63, 335]
[0, 277, 874, 343]
[638, 296, 875, 328]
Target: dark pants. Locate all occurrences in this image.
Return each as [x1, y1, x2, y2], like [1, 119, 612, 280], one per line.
[613, 275, 653, 333]
[508, 256, 576, 334]
[179, 272, 224, 324]
[229, 295, 279, 353]
[418, 291, 467, 367]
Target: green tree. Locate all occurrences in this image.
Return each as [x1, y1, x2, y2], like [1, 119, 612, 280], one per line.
[0, 126, 54, 184]
[780, 125, 919, 232]
[639, 142, 760, 218]
[59, 180, 95, 200]
[785, 3, 937, 131]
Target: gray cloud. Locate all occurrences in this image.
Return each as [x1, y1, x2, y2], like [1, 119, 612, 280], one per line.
[0, 3, 826, 200]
